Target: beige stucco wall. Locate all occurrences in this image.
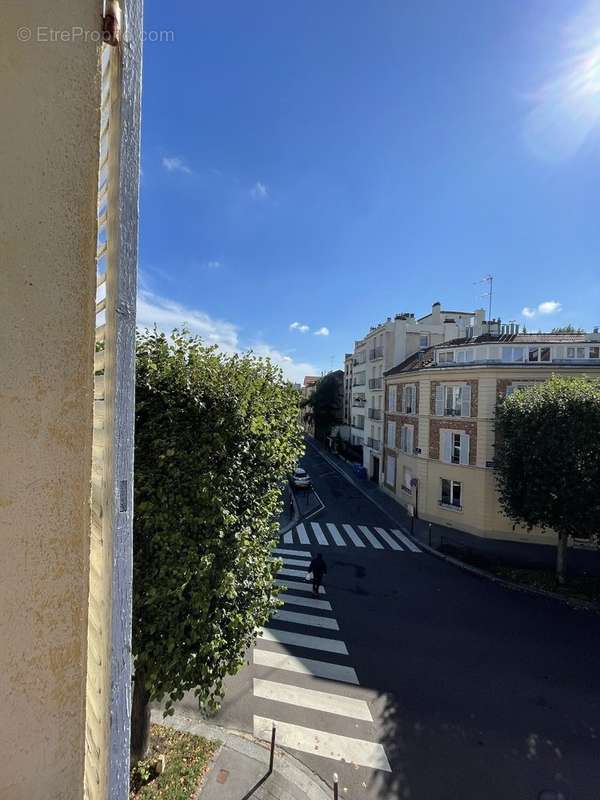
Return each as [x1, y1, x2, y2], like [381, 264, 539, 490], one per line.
[384, 365, 600, 545]
[0, 3, 101, 798]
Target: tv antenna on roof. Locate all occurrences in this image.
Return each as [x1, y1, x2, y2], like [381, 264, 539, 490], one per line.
[474, 275, 494, 322]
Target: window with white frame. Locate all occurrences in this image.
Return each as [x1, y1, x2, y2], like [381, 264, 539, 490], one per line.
[440, 430, 470, 465]
[402, 383, 416, 414]
[455, 349, 474, 363]
[385, 454, 396, 488]
[590, 346, 600, 359]
[528, 345, 551, 362]
[419, 334, 429, 348]
[399, 424, 414, 454]
[435, 384, 472, 417]
[438, 350, 454, 364]
[387, 385, 397, 412]
[567, 346, 587, 359]
[402, 465, 413, 491]
[441, 478, 462, 508]
[387, 420, 396, 449]
[501, 346, 525, 363]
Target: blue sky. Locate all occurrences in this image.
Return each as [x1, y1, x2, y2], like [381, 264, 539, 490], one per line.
[138, 1, 600, 380]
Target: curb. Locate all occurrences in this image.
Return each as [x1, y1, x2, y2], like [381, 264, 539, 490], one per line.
[151, 709, 333, 800]
[307, 440, 599, 615]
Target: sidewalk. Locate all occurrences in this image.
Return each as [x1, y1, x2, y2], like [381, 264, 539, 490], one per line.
[151, 710, 332, 800]
[307, 438, 600, 577]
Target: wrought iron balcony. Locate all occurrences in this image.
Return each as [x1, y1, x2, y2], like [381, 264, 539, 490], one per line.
[369, 346, 384, 361]
[368, 377, 383, 390]
[368, 408, 382, 420]
[367, 437, 381, 451]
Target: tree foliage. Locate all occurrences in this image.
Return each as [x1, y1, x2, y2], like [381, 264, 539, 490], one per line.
[305, 371, 343, 440]
[494, 376, 600, 578]
[133, 329, 304, 722]
[550, 325, 585, 334]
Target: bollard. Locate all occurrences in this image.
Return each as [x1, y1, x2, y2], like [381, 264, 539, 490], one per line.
[269, 724, 276, 774]
[333, 772, 339, 800]
[428, 523, 432, 547]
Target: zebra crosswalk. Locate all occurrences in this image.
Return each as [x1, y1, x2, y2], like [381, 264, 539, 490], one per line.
[281, 521, 421, 551]
[251, 557, 392, 774]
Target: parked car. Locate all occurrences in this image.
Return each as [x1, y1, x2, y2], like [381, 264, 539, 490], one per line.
[290, 468, 311, 489]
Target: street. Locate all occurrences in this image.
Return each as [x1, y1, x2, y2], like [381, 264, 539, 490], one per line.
[180, 444, 600, 800]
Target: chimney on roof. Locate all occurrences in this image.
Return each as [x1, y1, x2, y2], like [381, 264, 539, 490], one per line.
[431, 302, 441, 325]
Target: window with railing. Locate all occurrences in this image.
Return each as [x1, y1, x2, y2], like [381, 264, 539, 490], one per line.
[368, 437, 381, 450]
[369, 346, 384, 360]
[369, 376, 383, 390]
[353, 372, 366, 386]
[368, 407, 382, 419]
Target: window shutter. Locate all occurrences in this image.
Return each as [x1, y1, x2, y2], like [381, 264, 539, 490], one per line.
[461, 384, 471, 417]
[407, 425, 414, 454]
[387, 420, 396, 449]
[460, 433, 470, 465]
[441, 430, 452, 463]
[388, 385, 396, 412]
[400, 426, 406, 452]
[435, 384, 444, 416]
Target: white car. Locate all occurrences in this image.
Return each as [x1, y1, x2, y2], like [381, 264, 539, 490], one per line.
[291, 468, 311, 489]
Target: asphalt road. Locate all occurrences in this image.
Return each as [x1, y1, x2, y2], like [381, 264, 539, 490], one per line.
[181, 446, 600, 800]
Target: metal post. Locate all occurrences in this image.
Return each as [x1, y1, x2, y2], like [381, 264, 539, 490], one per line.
[269, 724, 276, 774]
[333, 772, 339, 800]
[428, 523, 432, 547]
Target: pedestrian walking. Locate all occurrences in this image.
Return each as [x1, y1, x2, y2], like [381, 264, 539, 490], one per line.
[308, 553, 327, 595]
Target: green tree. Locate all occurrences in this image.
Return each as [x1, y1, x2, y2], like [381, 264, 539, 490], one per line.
[306, 371, 343, 441]
[494, 376, 600, 584]
[131, 329, 304, 760]
[551, 325, 585, 334]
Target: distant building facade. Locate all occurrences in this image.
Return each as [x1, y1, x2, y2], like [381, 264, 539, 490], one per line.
[382, 330, 600, 543]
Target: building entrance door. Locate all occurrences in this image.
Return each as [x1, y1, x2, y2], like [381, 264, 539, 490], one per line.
[371, 455, 380, 482]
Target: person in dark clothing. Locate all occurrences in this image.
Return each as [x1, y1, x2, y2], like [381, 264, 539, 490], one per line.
[308, 553, 327, 595]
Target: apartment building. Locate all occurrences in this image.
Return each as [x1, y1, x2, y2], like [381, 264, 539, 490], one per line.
[350, 303, 484, 479]
[382, 329, 600, 543]
[343, 353, 353, 426]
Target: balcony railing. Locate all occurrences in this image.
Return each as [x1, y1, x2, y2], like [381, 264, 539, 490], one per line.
[367, 437, 381, 451]
[368, 408, 382, 420]
[353, 374, 366, 386]
[368, 377, 383, 390]
[352, 398, 366, 408]
[352, 417, 365, 430]
[369, 346, 384, 361]
[353, 352, 366, 366]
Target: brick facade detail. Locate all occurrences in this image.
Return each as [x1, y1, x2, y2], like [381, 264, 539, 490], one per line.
[385, 413, 419, 452]
[430, 379, 479, 418]
[429, 418, 477, 465]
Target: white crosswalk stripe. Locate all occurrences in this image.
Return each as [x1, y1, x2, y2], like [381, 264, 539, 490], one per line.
[342, 523, 365, 546]
[277, 567, 307, 578]
[311, 522, 328, 545]
[253, 716, 391, 771]
[278, 592, 331, 610]
[358, 525, 384, 549]
[374, 526, 403, 551]
[278, 557, 311, 568]
[273, 608, 339, 630]
[253, 678, 372, 721]
[326, 523, 346, 546]
[296, 523, 310, 544]
[274, 548, 311, 557]
[391, 528, 422, 552]
[253, 649, 359, 684]
[275, 578, 325, 594]
[282, 531, 293, 543]
[259, 627, 348, 655]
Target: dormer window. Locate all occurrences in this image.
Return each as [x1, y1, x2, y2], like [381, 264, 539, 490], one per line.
[438, 351, 454, 364]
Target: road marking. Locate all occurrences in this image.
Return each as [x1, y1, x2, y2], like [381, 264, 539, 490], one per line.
[253, 679, 372, 721]
[358, 525, 384, 549]
[279, 557, 311, 568]
[342, 524, 365, 547]
[375, 527, 402, 551]
[296, 523, 310, 544]
[278, 567, 307, 578]
[311, 522, 328, 545]
[279, 593, 331, 611]
[283, 531, 293, 543]
[275, 579, 324, 594]
[253, 716, 391, 771]
[391, 529, 422, 552]
[326, 523, 346, 546]
[259, 628, 348, 655]
[273, 609, 339, 630]
[253, 649, 358, 684]
[274, 548, 311, 557]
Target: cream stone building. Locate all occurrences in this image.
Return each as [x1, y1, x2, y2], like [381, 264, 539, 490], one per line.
[382, 331, 600, 543]
[1, 2, 142, 799]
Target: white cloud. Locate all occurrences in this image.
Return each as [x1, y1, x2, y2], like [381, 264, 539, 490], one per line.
[314, 327, 330, 336]
[520, 300, 563, 319]
[137, 290, 239, 352]
[162, 156, 192, 174]
[137, 290, 318, 383]
[538, 300, 562, 315]
[205, 260, 222, 269]
[289, 321, 310, 333]
[250, 181, 269, 199]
